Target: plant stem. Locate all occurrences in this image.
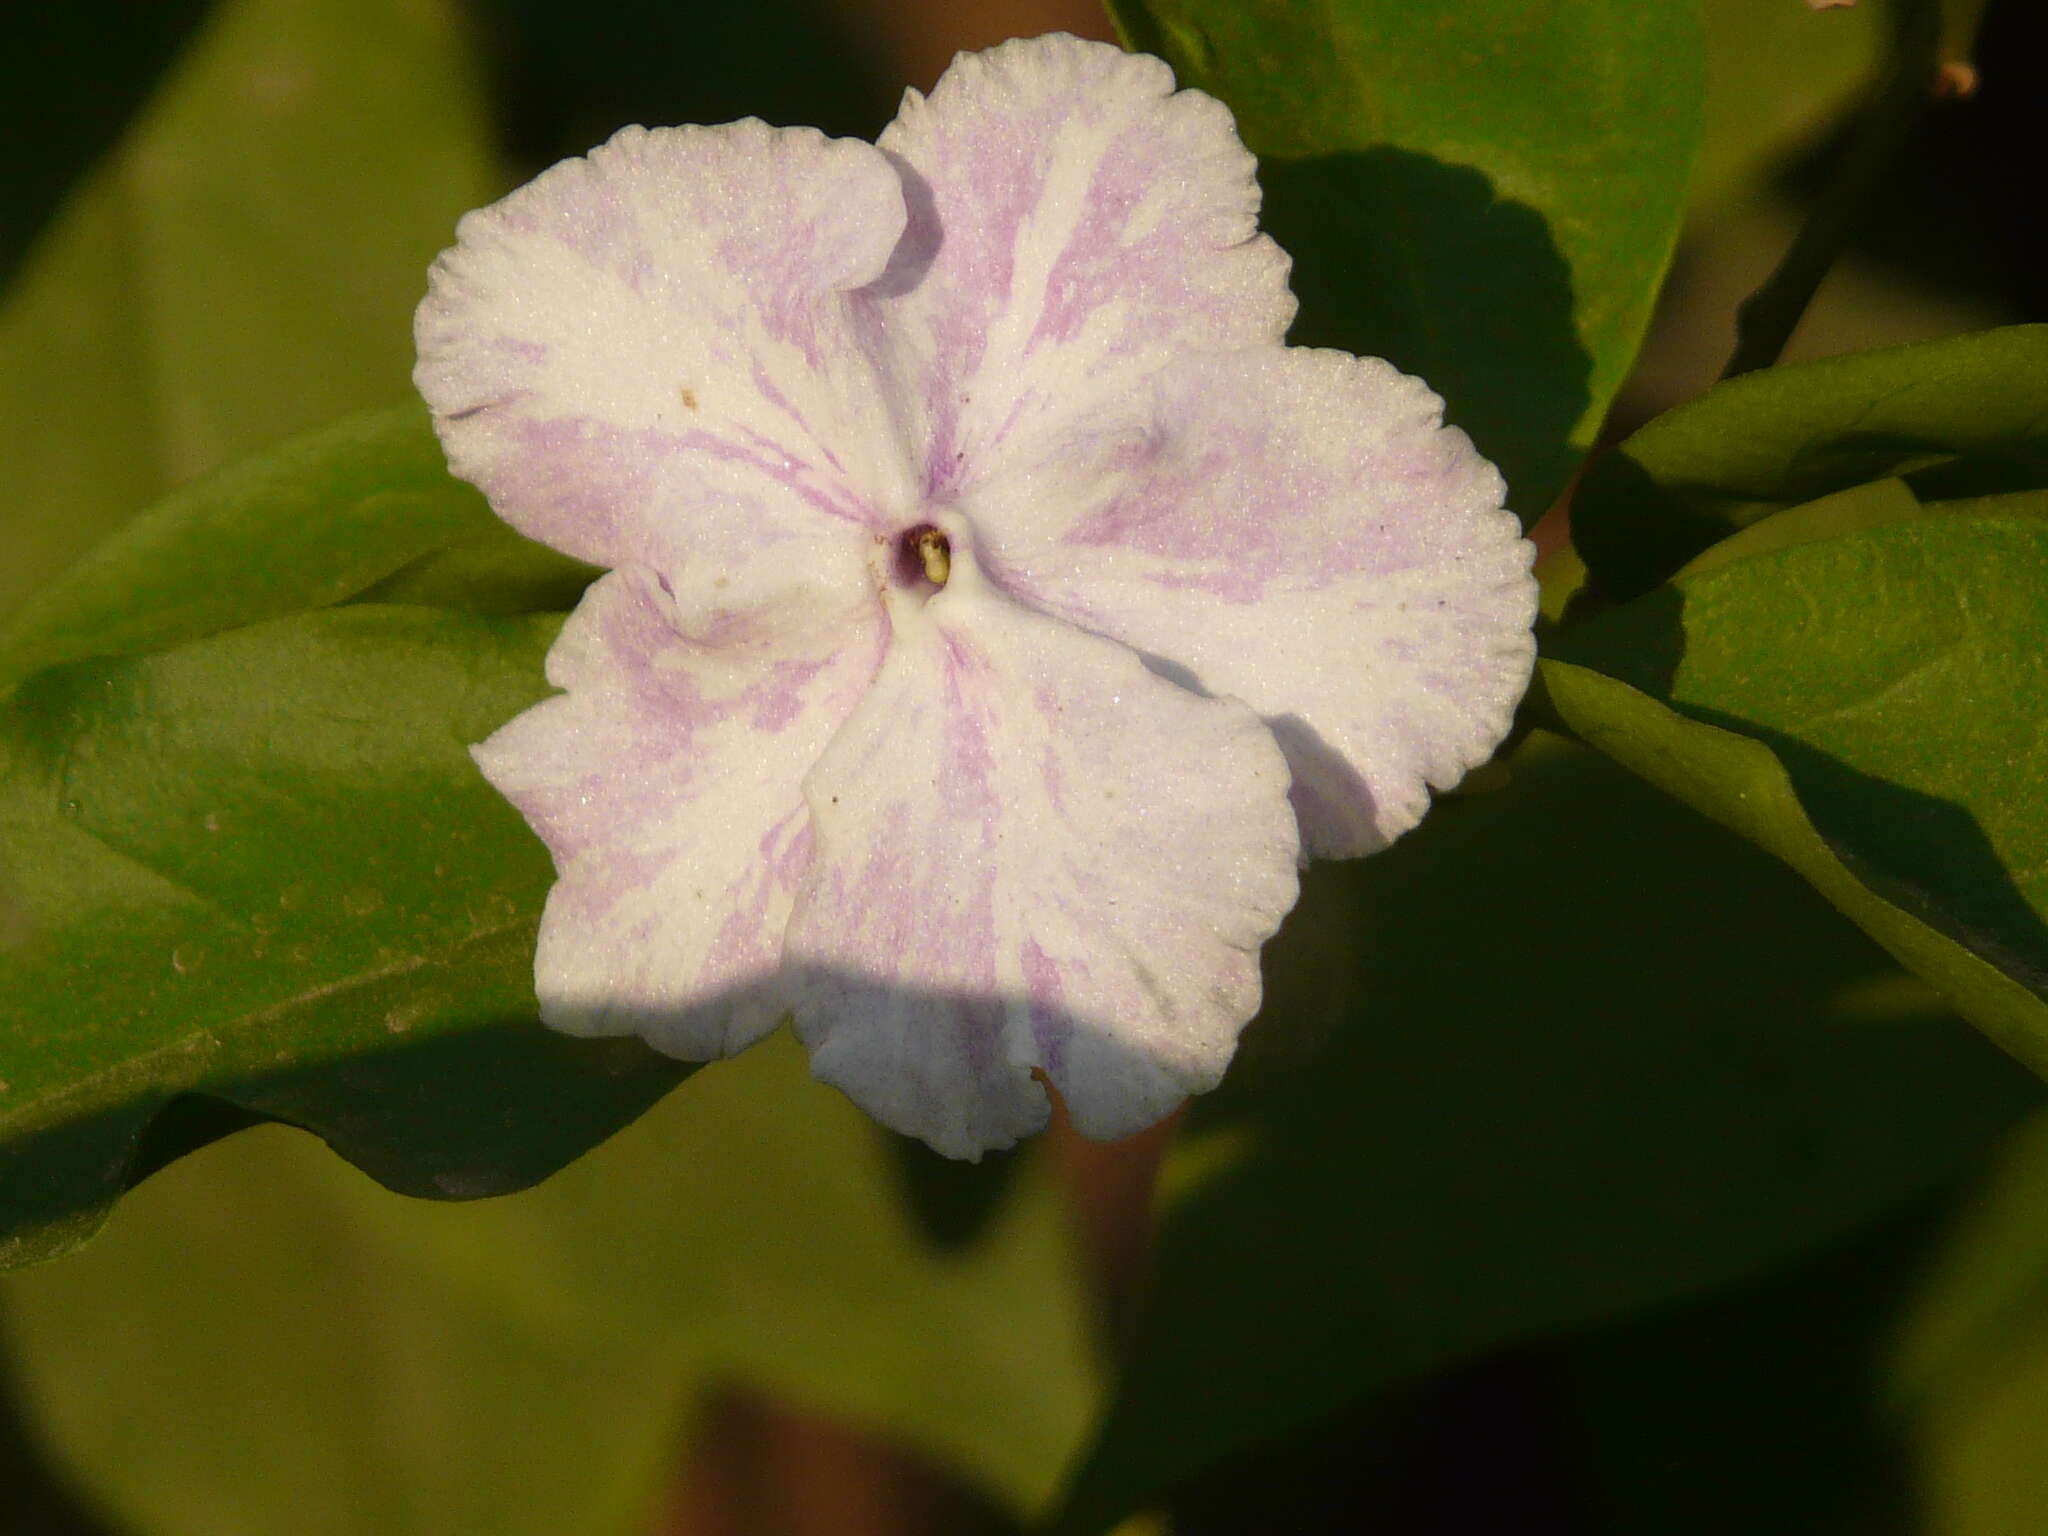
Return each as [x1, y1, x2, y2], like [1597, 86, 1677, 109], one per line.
[1721, 0, 1943, 379]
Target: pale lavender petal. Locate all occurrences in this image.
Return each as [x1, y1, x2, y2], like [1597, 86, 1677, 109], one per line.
[423, 35, 1542, 1158]
[473, 554, 885, 1057]
[782, 547, 1301, 1159]
[856, 33, 1295, 503]
[968, 348, 1538, 857]
[416, 119, 917, 576]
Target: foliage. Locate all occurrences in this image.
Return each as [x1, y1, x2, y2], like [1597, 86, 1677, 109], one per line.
[2, 0, 2042, 1530]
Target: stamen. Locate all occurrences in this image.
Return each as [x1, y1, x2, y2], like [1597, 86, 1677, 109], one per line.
[911, 526, 951, 586]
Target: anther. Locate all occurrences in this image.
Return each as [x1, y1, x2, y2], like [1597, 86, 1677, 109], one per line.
[908, 525, 951, 586]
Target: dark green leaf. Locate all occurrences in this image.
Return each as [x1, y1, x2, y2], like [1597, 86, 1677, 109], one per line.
[0, 403, 588, 693]
[0, 2, 211, 289]
[1046, 734, 2035, 1533]
[1462, 1087, 2048, 1536]
[1545, 506, 2048, 1073]
[1107, 0, 1702, 520]
[1549, 1192, 1946, 1536]
[350, 524, 601, 618]
[0, 604, 685, 1269]
[887, 1132, 1028, 1253]
[1573, 326, 2048, 601]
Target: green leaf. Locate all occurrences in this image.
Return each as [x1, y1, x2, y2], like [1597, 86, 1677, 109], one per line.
[3, 1035, 1102, 1534]
[0, 4, 212, 288]
[1550, 1078, 2048, 1536]
[0, 0, 494, 617]
[1107, 0, 1701, 520]
[1572, 326, 2048, 601]
[0, 604, 687, 1269]
[1045, 734, 2036, 1533]
[1693, 0, 1884, 211]
[1545, 507, 2048, 1075]
[0, 402, 589, 693]
[1548, 1193, 1944, 1536]
[1669, 474, 1928, 581]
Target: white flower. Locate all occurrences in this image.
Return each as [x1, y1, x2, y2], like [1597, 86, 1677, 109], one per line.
[415, 35, 1536, 1157]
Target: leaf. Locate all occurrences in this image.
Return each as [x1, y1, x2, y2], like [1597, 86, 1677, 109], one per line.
[0, 402, 591, 690]
[0, 3, 212, 288]
[0, 0, 494, 617]
[1548, 1193, 1945, 1536]
[1544, 506, 2048, 1074]
[1106, 0, 1702, 520]
[1045, 733, 2037, 1533]
[1572, 325, 2048, 601]
[1549, 1076, 2048, 1536]
[2, 1035, 1102, 1535]
[1669, 474, 1928, 581]
[0, 402, 589, 693]
[1693, 0, 1884, 211]
[0, 604, 688, 1269]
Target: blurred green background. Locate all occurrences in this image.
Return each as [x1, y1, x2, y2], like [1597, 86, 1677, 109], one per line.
[4, 1, 2047, 1533]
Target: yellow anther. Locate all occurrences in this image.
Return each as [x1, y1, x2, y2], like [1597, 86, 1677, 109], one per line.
[914, 527, 951, 586]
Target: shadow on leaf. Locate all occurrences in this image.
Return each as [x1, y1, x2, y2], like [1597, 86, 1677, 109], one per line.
[1259, 147, 1591, 523]
[1554, 583, 2048, 1004]
[2, 957, 1212, 1269]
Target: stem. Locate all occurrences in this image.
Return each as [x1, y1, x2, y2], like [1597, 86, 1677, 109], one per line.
[1513, 662, 1584, 750]
[1721, 0, 1943, 379]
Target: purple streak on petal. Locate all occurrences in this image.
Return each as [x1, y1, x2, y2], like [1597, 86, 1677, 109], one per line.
[860, 35, 1295, 503]
[784, 577, 1299, 1159]
[473, 336, 550, 369]
[416, 117, 914, 571]
[474, 566, 885, 1059]
[489, 411, 880, 579]
[753, 657, 831, 730]
[749, 360, 857, 481]
[1019, 940, 1068, 1075]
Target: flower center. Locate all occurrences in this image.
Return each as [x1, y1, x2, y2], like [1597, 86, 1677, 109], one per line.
[898, 523, 952, 588]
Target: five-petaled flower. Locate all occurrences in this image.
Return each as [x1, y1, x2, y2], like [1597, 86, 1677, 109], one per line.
[415, 34, 1536, 1158]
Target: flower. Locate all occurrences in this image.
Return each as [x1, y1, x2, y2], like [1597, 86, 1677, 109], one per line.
[414, 34, 1536, 1159]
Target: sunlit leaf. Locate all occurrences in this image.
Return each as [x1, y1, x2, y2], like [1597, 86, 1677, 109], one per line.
[1546, 504, 2048, 1074]
[0, 403, 588, 693]
[0, 604, 687, 1268]
[1572, 326, 2048, 601]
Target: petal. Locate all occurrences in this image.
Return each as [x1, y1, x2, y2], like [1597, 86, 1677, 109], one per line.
[857, 34, 1295, 502]
[473, 556, 885, 1058]
[782, 554, 1301, 1159]
[416, 120, 917, 574]
[969, 348, 1538, 856]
